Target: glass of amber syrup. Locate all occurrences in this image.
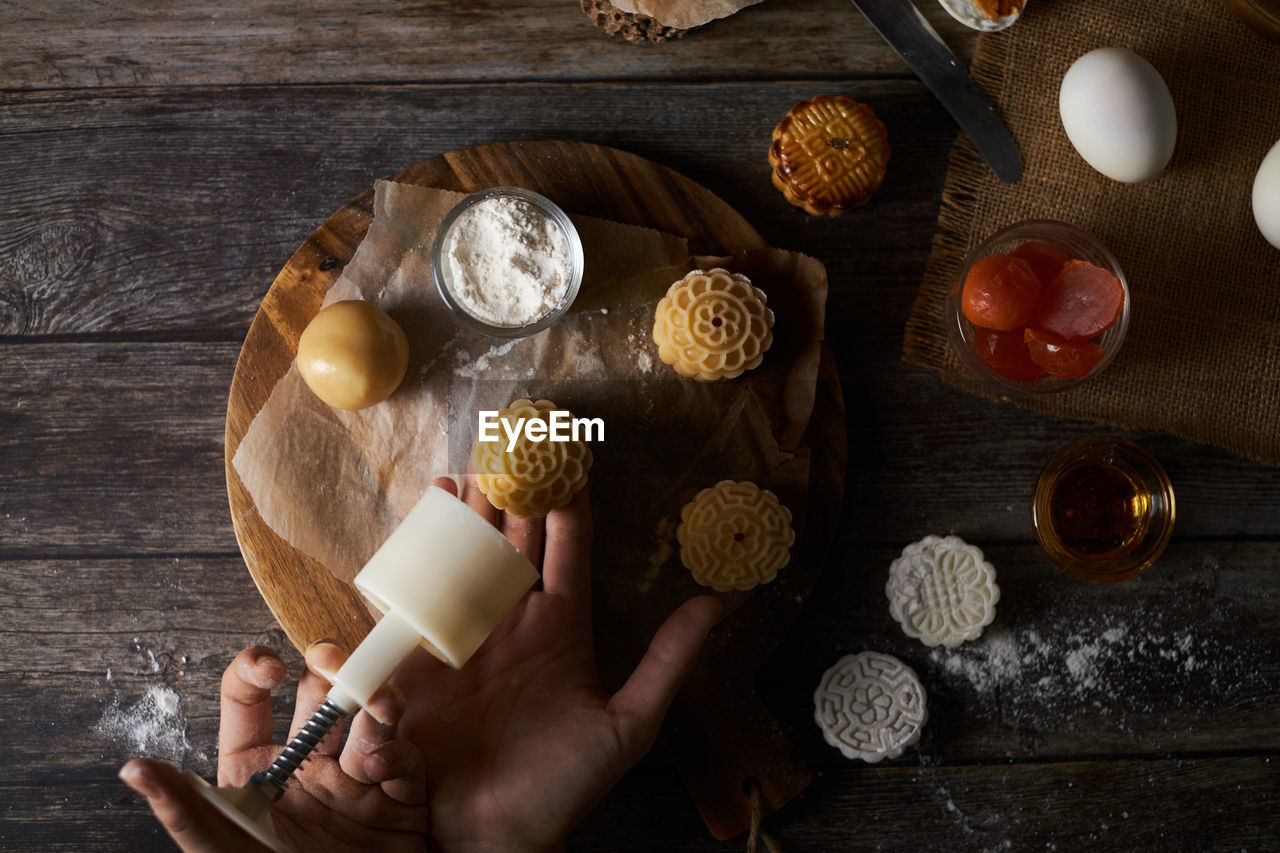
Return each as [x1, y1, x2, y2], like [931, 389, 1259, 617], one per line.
[1032, 437, 1175, 583]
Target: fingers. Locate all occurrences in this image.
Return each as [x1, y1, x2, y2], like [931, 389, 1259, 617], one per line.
[291, 640, 349, 757]
[540, 485, 593, 603]
[447, 470, 546, 571]
[364, 739, 428, 806]
[609, 595, 721, 758]
[340, 690, 428, 806]
[327, 658, 427, 806]
[429, 475, 459, 498]
[459, 471, 498, 527]
[218, 647, 287, 763]
[500, 511, 545, 573]
[457, 468, 546, 571]
[338, 683, 404, 780]
[120, 759, 270, 853]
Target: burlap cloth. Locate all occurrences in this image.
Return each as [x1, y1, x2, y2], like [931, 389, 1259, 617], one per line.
[903, 0, 1280, 466]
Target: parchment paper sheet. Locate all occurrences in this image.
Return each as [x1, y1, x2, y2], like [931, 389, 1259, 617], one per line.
[234, 179, 828, 633]
[609, 0, 765, 29]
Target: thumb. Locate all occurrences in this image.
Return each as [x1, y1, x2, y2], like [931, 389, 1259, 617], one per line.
[608, 595, 721, 759]
[119, 759, 273, 853]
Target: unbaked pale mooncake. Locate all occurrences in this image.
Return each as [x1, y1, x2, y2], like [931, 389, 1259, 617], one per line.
[471, 398, 593, 518]
[653, 268, 775, 382]
[886, 534, 1000, 648]
[676, 480, 794, 591]
[813, 651, 928, 763]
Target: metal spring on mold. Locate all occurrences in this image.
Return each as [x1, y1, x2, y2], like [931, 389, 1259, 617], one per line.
[250, 698, 347, 799]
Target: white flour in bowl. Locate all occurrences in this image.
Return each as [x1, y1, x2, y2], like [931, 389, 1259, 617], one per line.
[444, 195, 571, 327]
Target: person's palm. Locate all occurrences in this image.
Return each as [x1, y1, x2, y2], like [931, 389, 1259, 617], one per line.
[121, 475, 718, 853]
[393, 477, 720, 851]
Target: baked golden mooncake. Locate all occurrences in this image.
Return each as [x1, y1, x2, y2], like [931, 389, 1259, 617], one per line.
[768, 94, 891, 215]
[652, 268, 774, 382]
[676, 480, 795, 592]
[472, 398, 593, 518]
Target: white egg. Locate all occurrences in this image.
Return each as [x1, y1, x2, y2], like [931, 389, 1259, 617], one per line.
[1059, 47, 1177, 183]
[1253, 139, 1280, 250]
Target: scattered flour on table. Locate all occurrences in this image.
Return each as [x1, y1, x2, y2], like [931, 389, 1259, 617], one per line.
[627, 330, 655, 375]
[454, 340, 520, 377]
[96, 685, 191, 759]
[911, 584, 1265, 846]
[94, 637, 211, 763]
[924, 605, 1253, 729]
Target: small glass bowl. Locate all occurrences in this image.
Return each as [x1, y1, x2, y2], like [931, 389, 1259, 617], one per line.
[431, 187, 584, 338]
[945, 219, 1130, 395]
[1032, 436, 1175, 584]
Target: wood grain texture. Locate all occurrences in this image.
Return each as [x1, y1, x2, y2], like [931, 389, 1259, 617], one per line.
[574, 756, 1280, 851]
[0, 81, 953, 336]
[4, 539, 1274, 850]
[5, 338, 1280, 557]
[0, 554, 298, 852]
[1, 1, 1277, 847]
[763, 540, 1280, 763]
[0, 341, 239, 554]
[5, 756, 1276, 852]
[1, 0, 977, 90]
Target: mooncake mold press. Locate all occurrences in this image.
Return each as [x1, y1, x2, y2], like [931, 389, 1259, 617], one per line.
[472, 398, 593, 518]
[886, 534, 1000, 648]
[676, 480, 794, 591]
[653, 268, 774, 382]
[814, 651, 928, 763]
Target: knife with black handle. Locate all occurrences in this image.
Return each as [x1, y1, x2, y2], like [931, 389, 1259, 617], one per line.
[849, 0, 1023, 182]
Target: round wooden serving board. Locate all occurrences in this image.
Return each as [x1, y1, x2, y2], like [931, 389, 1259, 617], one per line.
[224, 140, 847, 840]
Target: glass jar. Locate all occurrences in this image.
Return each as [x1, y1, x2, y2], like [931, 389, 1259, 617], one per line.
[431, 187, 584, 338]
[946, 219, 1129, 395]
[1032, 437, 1175, 583]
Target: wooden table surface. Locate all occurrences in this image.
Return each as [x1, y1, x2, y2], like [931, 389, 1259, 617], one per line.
[2, 2, 1276, 850]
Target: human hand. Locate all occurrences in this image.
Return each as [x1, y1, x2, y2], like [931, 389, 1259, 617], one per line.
[120, 642, 429, 852]
[392, 476, 722, 852]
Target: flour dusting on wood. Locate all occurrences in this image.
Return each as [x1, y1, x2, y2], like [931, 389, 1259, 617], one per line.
[96, 684, 192, 759]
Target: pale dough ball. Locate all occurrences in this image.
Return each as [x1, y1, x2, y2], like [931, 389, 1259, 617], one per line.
[297, 300, 409, 411]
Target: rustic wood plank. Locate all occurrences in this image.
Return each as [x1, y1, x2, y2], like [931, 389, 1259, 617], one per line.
[0, 553, 294, 851]
[1, 0, 977, 90]
[0, 341, 240, 554]
[10, 755, 1277, 851]
[3, 553, 1276, 849]
[2, 546, 1275, 779]
[762, 540, 1280, 763]
[5, 339, 1280, 556]
[0, 81, 954, 336]
[573, 756, 1280, 851]
[0, 557, 291, 778]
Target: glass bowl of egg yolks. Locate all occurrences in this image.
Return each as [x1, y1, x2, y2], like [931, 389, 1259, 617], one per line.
[945, 219, 1130, 396]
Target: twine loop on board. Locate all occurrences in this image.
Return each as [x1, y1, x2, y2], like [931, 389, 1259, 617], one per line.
[745, 777, 782, 853]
